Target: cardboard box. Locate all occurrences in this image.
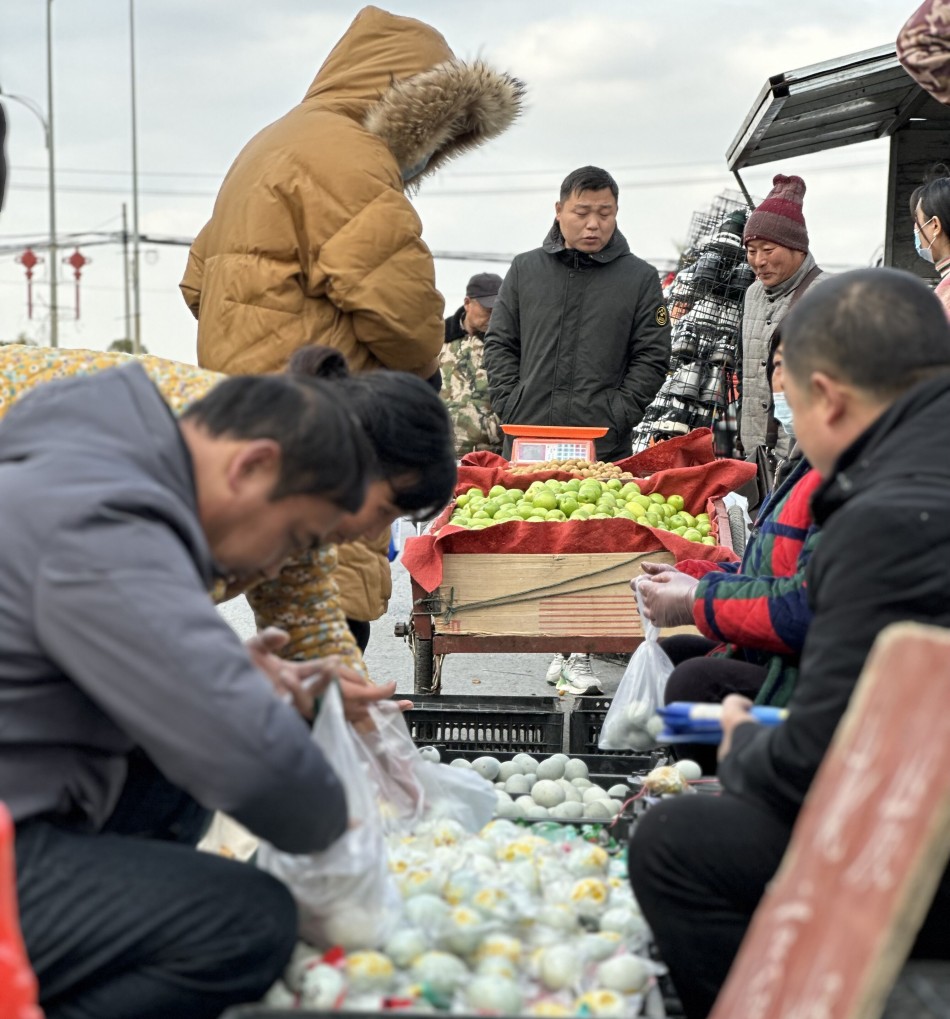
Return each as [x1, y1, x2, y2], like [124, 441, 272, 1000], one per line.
[432, 551, 680, 637]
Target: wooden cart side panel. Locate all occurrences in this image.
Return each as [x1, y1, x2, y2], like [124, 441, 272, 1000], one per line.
[433, 551, 678, 637]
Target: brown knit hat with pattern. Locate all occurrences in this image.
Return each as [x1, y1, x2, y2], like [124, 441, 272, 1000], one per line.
[743, 174, 809, 252]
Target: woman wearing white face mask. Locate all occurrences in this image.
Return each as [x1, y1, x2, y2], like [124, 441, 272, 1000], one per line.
[911, 173, 950, 321]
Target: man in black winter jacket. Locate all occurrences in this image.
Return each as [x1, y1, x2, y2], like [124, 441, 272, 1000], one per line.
[629, 268, 950, 1019]
[483, 166, 671, 463]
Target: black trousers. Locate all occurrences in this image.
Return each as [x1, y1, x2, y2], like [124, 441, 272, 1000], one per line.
[629, 791, 950, 1019]
[660, 635, 769, 775]
[346, 616, 371, 653]
[15, 753, 298, 1019]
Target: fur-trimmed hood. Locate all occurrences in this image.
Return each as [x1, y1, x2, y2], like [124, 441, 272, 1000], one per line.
[304, 6, 525, 184]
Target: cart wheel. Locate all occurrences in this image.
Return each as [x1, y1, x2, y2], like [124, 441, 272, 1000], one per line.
[728, 504, 748, 556]
[413, 638, 435, 694]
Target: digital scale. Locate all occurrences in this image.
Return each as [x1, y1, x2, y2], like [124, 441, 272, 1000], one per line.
[502, 425, 609, 464]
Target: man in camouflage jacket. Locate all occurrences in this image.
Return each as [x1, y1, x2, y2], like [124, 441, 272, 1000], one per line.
[441, 272, 504, 457]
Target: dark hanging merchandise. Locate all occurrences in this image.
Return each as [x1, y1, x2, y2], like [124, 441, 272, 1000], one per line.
[633, 190, 757, 458]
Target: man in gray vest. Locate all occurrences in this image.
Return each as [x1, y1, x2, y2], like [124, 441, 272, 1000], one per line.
[739, 174, 829, 457]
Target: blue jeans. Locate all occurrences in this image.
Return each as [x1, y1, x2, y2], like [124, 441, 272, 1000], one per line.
[15, 752, 297, 1019]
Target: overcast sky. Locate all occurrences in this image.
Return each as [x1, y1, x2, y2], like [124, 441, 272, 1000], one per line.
[0, 1, 921, 364]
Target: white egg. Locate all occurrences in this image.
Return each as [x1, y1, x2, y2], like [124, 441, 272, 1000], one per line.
[418, 746, 441, 763]
[536, 756, 566, 780]
[535, 903, 580, 934]
[512, 752, 540, 774]
[440, 906, 486, 956]
[300, 963, 347, 1008]
[564, 758, 589, 780]
[623, 700, 654, 727]
[405, 893, 451, 929]
[569, 877, 610, 917]
[495, 799, 520, 819]
[584, 801, 614, 820]
[344, 951, 395, 994]
[498, 760, 526, 781]
[384, 928, 429, 968]
[472, 756, 501, 781]
[495, 781, 507, 789]
[475, 933, 523, 964]
[564, 844, 610, 878]
[646, 715, 665, 739]
[674, 759, 702, 781]
[523, 803, 550, 819]
[504, 774, 532, 796]
[607, 799, 625, 814]
[495, 789, 513, 804]
[466, 975, 524, 1014]
[582, 785, 610, 804]
[600, 907, 651, 946]
[411, 951, 469, 998]
[538, 944, 583, 991]
[571, 777, 593, 789]
[524, 772, 538, 789]
[578, 930, 624, 962]
[597, 954, 649, 994]
[557, 779, 583, 802]
[450, 758, 473, 769]
[575, 988, 628, 1017]
[532, 779, 566, 808]
[607, 784, 630, 798]
[549, 800, 584, 820]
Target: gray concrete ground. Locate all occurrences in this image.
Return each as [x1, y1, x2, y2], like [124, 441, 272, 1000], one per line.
[216, 520, 629, 699]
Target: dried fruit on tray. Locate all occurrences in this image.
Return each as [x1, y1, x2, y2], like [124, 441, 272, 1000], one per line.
[509, 459, 638, 480]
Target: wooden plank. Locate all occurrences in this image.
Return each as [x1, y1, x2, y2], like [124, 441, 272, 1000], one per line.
[433, 552, 673, 637]
[710, 622, 950, 1019]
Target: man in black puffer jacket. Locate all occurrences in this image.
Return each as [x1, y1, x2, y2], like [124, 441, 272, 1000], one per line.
[483, 165, 671, 464]
[630, 268, 950, 1019]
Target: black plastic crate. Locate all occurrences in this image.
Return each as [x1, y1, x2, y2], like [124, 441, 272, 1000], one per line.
[568, 695, 614, 755]
[405, 694, 564, 755]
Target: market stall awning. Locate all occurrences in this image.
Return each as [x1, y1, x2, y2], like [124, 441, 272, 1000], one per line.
[726, 44, 950, 170]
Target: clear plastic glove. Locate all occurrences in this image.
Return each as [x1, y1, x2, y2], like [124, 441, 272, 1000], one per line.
[636, 571, 699, 628]
[246, 628, 402, 723]
[640, 561, 680, 578]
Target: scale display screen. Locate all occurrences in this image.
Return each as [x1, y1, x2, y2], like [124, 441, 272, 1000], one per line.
[512, 440, 595, 463]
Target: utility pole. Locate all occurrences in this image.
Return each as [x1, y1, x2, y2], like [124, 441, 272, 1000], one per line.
[46, 0, 58, 347]
[121, 203, 132, 346]
[129, 0, 142, 354]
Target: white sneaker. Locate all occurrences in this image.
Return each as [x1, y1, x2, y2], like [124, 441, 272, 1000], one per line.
[545, 653, 569, 685]
[556, 654, 604, 695]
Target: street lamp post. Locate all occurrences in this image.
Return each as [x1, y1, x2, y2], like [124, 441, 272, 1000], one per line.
[0, 83, 57, 347]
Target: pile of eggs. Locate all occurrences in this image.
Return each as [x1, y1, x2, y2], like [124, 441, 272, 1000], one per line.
[432, 751, 632, 822]
[262, 816, 662, 1016]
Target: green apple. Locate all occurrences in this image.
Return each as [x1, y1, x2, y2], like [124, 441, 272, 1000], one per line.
[667, 494, 685, 512]
[532, 491, 557, 511]
[605, 479, 623, 492]
[649, 492, 666, 505]
[545, 509, 567, 521]
[516, 504, 536, 520]
[682, 528, 702, 542]
[701, 536, 717, 545]
[626, 502, 647, 518]
[559, 496, 579, 516]
[632, 494, 653, 510]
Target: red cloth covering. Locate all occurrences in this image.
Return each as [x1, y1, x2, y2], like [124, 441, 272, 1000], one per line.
[403, 435, 756, 593]
[457, 427, 717, 494]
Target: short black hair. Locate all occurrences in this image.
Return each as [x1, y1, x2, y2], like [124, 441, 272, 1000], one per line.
[909, 164, 950, 229]
[288, 345, 457, 519]
[181, 375, 371, 511]
[559, 166, 618, 203]
[782, 268, 950, 398]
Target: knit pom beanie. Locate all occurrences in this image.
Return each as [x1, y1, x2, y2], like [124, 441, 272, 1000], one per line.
[743, 174, 809, 252]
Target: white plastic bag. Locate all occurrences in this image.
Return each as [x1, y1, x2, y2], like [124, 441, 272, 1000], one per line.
[415, 759, 496, 831]
[598, 579, 674, 751]
[257, 683, 402, 951]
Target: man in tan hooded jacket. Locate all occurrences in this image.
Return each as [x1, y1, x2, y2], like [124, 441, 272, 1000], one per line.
[181, 5, 524, 631]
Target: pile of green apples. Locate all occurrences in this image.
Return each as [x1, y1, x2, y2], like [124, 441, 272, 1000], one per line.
[448, 478, 717, 544]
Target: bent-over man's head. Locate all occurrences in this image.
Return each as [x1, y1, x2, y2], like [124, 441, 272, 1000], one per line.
[743, 174, 810, 288]
[180, 375, 373, 584]
[554, 166, 619, 254]
[780, 267, 950, 475]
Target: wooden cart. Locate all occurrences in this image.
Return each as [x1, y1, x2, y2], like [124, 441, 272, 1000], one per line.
[399, 499, 742, 693]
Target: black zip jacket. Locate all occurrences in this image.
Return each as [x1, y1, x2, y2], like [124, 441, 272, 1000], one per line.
[483, 224, 671, 462]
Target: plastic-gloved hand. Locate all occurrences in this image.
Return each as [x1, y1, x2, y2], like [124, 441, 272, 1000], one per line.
[639, 561, 680, 578]
[637, 571, 699, 628]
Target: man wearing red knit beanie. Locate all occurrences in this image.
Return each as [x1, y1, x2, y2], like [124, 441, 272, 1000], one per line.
[739, 174, 829, 462]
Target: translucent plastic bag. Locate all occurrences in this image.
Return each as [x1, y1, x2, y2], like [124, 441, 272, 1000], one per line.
[598, 579, 674, 751]
[257, 683, 402, 951]
[415, 758, 496, 831]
